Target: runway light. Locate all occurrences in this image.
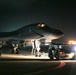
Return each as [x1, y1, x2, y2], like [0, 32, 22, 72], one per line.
[68, 40, 76, 44]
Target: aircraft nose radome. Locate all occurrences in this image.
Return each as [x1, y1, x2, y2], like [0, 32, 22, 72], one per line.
[47, 27, 64, 36]
[54, 29, 64, 37]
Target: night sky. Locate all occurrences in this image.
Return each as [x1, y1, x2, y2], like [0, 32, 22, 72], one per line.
[0, 0, 76, 43]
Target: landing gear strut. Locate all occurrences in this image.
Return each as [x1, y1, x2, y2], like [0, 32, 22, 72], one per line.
[11, 44, 19, 54]
[31, 40, 41, 57]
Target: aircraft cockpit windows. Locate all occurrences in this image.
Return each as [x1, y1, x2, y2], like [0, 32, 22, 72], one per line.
[37, 24, 46, 28]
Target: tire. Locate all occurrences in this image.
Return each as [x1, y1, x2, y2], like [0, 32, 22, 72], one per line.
[39, 55, 41, 57]
[56, 56, 59, 60]
[49, 55, 54, 60]
[35, 55, 38, 57]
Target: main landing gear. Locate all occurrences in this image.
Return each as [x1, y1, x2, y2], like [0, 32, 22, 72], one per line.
[31, 40, 41, 57]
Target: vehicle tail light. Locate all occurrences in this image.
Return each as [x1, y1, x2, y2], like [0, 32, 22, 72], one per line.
[60, 52, 63, 55]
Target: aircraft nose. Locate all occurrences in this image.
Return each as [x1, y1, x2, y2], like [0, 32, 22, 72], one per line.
[52, 29, 64, 37]
[39, 24, 64, 38]
[46, 27, 64, 37]
[55, 29, 64, 35]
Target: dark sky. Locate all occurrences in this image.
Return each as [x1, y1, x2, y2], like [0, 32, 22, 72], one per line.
[0, 0, 76, 42]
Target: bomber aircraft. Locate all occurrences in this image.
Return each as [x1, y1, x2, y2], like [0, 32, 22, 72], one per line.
[0, 23, 64, 56]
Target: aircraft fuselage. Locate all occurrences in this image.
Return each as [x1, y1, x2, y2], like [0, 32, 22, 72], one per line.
[0, 23, 64, 41]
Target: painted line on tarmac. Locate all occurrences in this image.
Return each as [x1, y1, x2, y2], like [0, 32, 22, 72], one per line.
[53, 61, 65, 69]
[23, 61, 65, 75]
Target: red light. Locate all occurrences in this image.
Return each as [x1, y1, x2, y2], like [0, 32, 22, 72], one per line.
[60, 52, 63, 55]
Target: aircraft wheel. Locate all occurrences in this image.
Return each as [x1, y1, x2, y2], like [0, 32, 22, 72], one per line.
[35, 55, 38, 57]
[39, 55, 41, 57]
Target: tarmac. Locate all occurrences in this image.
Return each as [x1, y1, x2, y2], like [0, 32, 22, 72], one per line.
[0, 53, 50, 60]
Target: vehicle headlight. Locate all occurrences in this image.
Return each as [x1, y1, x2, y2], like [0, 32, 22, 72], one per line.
[73, 45, 76, 51]
[70, 53, 74, 56]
